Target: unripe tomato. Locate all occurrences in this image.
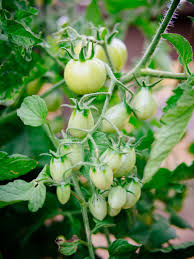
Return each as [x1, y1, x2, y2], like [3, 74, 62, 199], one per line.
[68, 109, 94, 138]
[59, 144, 84, 171]
[26, 78, 42, 95]
[108, 205, 121, 217]
[114, 147, 136, 178]
[133, 87, 157, 120]
[107, 38, 127, 71]
[89, 194, 107, 221]
[64, 58, 106, 95]
[44, 90, 63, 112]
[74, 41, 107, 63]
[100, 149, 122, 174]
[122, 181, 141, 209]
[89, 166, 113, 190]
[50, 156, 72, 182]
[108, 186, 127, 209]
[56, 184, 71, 205]
[102, 103, 129, 133]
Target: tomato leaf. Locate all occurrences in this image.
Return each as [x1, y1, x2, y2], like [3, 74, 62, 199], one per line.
[108, 239, 140, 256]
[92, 218, 115, 233]
[17, 95, 48, 126]
[143, 76, 194, 183]
[0, 151, 37, 181]
[162, 33, 193, 65]
[59, 239, 81, 256]
[85, 0, 104, 26]
[0, 179, 46, 212]
[169, 210, 193, 229]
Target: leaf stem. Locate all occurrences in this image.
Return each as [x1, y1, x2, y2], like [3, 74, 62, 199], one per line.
[43, 122, 59, 149]
[71, 174, 95, 259]
[121, 0, 181, 83]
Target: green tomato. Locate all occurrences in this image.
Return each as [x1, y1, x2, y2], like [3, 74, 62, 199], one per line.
[64, 58, 106, 95]
[44, 90, 63, 112]
[74, 41, 107, 63]
[68, 109, 94, 138]
[100, 148, 122, 174]
[89, 165, 113, 190]
[102, 103, 129, 133]
[122, 181, 141, 209]
[50, 156, 72, 182]
[114, 147, 136, 178]
[89, 194, 107, 221]
[56, 184, 71, 205]
[133, 87, 157, 120]
[108, 205, 121, 217]
[108, 186, 127, 209]
[59, 144, 84, 171]
[107, 38, 127, 72]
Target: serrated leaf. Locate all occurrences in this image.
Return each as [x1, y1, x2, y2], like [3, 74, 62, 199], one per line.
[108, 239, 140, 256]
[163, 86, 183, 113]
[85, 0, 104, 26]
[143, 76, 194, 183]
[0, 151, 37, 181]
[14, 7, 38, 20]
[162, 33, 193, 65]
[36, 165, 51, 181]
[17, 95, 48, 126]
[28, 183, 46, 212]
[0, 179, 46, 212]
[92, 218, 115, 233]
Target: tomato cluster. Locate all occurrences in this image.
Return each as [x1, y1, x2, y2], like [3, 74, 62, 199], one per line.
[48, 36, 157, 219]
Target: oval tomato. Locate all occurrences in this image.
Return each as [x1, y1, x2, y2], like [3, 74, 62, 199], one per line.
[56, 184, 71, 205]
[122, 180, 141, 209]
[50, 156, 72, 182]
[68, 109, 94, 138]
[100, 148, 122, 174]
[108, 205, 121, 217]
[133, 87, 157, 120]
[102, 102, 129, 133]
[89, 194, 107, 221]
[64, 58, 106, 95]
[114, 147, 136, 178]
[89, 165, 113, 190]
[108, 186, 127, 209]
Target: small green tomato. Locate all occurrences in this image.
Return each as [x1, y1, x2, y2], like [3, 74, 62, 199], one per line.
[68, 109, 94, 138]
[108, 205, 121, 217]
[89, 166, 113, 190]
[122, 181, 141, 209]
[56, 184, 71, 205]
[114, 147, 136, 178]
[133, 87, 157, 120]
[89, 194, 107, 221]
[102, 102, 129, 133]
[108, 186, 127, 209]
[44, 90, 63, 112]
[64, 58, 106, 95]
[50, 156, 72, 182]
[100, 148, 122, 174]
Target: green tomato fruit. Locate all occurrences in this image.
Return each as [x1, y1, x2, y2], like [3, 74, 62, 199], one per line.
[44, 90, 63, 112]
[89, 165, 113, 190]
[59, 144, 84, 171]
[56, 184, 71, 205]
[100, 148, 122, 174]
[108, 205, 121, 217]
[108, 186, 127, 209]
[89, 194, 107, 221]
[26, 78, 42, 95]
[68, 109, 94, 138]
[114, 147, 136, 178]
[64, 58, 106, 95]
[102, 103, 129, 133]
[122, 181, 141, 209]
[107, 38, 127, 71]
[133, 87, 157, 120]
[50, 156, 72, 182]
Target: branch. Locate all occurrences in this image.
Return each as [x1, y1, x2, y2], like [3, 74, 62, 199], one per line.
[140, 68, 187, 80]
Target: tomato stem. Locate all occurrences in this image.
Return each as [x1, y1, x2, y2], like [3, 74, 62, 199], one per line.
[101, 42, 115, 72]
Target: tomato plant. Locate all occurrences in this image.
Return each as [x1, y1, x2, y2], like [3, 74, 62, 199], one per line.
[0, 0, 194, 258]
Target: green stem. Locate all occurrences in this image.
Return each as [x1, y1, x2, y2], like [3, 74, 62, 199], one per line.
[121, 0, 181, 83]
[104, 227, 111, 246]
[140, 68, 187, 80]
[72, 175, 95, 259]
[43, 123, 59, 149]
[102, 42, 115, 72]
[41, 79, 66, 98]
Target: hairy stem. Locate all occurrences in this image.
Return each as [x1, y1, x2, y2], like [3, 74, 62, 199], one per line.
[43, 123, 59, 148]
[121, 0, 181, 83]
[72, 174, 95, 259]
[140, 68, 187, 80]
[102, 42, 115, 72]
